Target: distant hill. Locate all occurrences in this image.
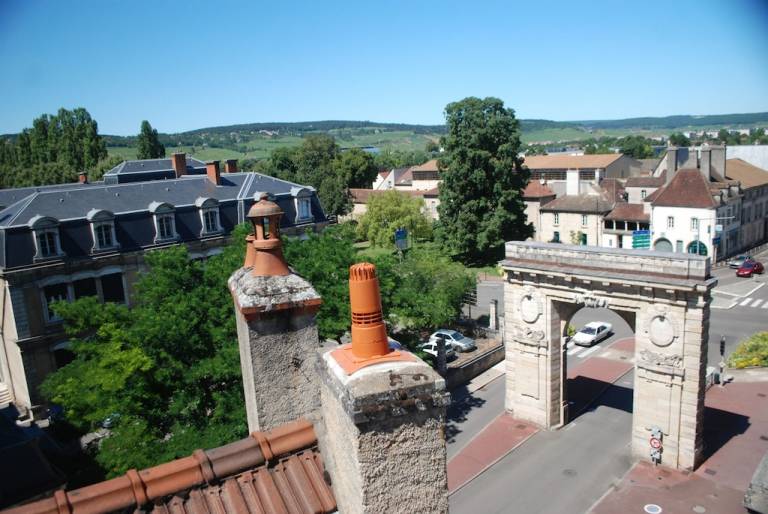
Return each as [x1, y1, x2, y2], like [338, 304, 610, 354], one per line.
[572, 112, 768, 130]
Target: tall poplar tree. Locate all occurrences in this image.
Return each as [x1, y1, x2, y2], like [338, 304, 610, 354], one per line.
[136, 120, 165, 159]
[436, 97, 532, 265]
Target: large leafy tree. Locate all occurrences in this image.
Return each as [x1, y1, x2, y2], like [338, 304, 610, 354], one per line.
[436, 97, 532, 265]
[334, 147, 378, 188]
[0, 108, 108, 188]
[42, 232, 249, 477]
[357, 190, 432, 247]
[136, 120, 165, 159]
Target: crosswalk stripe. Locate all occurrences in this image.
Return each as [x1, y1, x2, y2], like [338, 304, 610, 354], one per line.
[579, 346, 600, 358]
[752, 299, 764, 308]
[567, 346, 584, 356]
[740, 297, 753, 306]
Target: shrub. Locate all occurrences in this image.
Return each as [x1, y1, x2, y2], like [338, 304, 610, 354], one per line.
[728, 332, 768, 368]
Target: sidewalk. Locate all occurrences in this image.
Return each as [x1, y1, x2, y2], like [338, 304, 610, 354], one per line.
[589, 379, 768, 514]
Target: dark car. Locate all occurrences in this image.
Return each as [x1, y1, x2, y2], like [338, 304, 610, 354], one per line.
[736, 259, 764, 278]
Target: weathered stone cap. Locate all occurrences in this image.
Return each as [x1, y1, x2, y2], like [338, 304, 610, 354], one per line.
[229, 266, 321, 318]
[322, 352, 449, 425]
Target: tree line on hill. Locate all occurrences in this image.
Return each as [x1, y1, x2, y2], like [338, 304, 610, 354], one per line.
[0, 110, 166, 189]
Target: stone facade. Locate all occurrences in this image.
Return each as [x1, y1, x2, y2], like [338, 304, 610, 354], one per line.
[501, 242, 715, 470]
[229, 267, 322, 432]
[317, 354, 449, 514]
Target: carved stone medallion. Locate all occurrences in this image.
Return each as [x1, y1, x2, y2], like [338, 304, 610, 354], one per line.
[648, 315, 676, 347]
[519, 289, 542, 324]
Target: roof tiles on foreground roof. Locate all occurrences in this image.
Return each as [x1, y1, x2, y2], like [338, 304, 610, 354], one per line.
[522, 153, 622, 170]
[1, 419, 336, 514]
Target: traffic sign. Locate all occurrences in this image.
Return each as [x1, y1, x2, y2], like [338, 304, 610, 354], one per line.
[713, 236, 721, 245]
[650, 437, 662, 449]
[394, 228, 408, 251]
[632, 230, 651, 249]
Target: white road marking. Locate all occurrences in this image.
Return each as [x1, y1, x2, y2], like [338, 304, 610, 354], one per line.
[740, 297, 753, 306]
[579, 346, 601, 358]
[752, 299, 764, 308]
[567, 346, 584, 356]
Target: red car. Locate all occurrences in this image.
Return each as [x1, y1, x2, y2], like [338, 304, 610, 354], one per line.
[736, 259, 764, 277]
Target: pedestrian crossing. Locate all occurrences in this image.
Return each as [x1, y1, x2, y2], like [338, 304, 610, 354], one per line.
[735, 296, 768, 309]
[565, 342, 601, 358]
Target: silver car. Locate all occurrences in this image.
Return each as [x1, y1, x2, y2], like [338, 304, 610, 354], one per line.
[429, 329, 476, 352]
[728, 255, 750, 269]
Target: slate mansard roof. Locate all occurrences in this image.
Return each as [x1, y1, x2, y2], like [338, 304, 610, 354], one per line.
[0, 171, 326, 270]
[103, 156, 208, 184]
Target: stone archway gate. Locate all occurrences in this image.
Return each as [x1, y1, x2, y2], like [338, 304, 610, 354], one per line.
[501, 242, 716, 471]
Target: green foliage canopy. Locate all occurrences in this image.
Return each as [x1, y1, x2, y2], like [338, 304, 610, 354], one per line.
[728, 331, 768, 368]
[356, 190, 433, 247]
[0, 108, 108, 188]
[436, 97, 532, 265]
[136, 120, 166, 159]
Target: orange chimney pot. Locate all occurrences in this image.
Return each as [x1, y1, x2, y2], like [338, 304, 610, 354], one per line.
[246, 193, 290, 277]
[331, 263, 415, 374]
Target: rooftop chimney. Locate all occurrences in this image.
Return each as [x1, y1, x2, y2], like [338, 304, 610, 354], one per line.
[318, 263, 449, 513]
[78, 172, 88, 184]
[700, 147, 712, 181]
[710, 145, 726, 181]
[225, 159, 238, 173]
[229, 194, 321, 432]
[171, 152, 186, 178]
[206, 160, 221, 185]
[665, 147, 678, 184]
[566, 168, 579, 195]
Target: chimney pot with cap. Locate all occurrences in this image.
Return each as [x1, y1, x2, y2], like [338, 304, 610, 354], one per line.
[228, 197, 322, 432]
[317, 262, 448, 514]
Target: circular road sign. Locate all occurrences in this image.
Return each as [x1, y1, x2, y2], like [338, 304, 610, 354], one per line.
[650, 437, 662, 449]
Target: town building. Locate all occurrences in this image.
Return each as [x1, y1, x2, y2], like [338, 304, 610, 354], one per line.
[522, 181, 556, 240]
[522, 153, 634, 185]
[0, 154, 328, 418]
[725, 158, 768, 250]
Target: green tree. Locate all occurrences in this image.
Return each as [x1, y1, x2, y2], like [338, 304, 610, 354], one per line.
[42, 239, 248, 477]
[357, 190, 432, 247]
[334, 147, 378, 189]
[136, 120, 166, 159]
[668, 132, 691, 147]
[436, 97, 532, 265]
[618, 135, 654, 158]
[425, 140, 440, 154]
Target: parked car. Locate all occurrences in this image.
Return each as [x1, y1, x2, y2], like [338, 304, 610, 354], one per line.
[736, 259, 764, 278]
[388, 337, 404, 351]
[429, 329, 476, 352]
[728, 255, 750, 269]
[572, 322, 613, 347]
[419, 341, 456, 360]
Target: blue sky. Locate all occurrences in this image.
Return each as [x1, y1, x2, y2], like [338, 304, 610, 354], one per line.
[1, 0, 767, 135]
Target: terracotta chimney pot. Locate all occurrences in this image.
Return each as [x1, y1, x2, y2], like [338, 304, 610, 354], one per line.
[206, 160, 221, 185]
[225, 159, 238, 173]
[246, 193, 290, 276]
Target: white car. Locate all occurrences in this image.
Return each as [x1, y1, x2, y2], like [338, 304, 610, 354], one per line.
[572, 322, 612, 347]
[419, 341, 456, 360]
[429, 329, 476, 352]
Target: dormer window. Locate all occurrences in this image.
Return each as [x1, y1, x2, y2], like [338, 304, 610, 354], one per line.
[87, 209, 118, 252]
[29, 215, 63, 260]
[149, 201, 178, 243]
[195, 197, 222, 236]
[290, 186, 314, 223]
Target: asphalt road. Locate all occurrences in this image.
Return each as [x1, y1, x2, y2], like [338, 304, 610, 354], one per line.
[450, 372, 635, 514]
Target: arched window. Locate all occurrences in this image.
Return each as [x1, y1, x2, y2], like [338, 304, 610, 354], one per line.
[149, 202, 177, 242]
[195, 197, 222, 236]
[28, 215, 63, 260]
[687, 241, 707, 256]
[86, 209, 118, 251]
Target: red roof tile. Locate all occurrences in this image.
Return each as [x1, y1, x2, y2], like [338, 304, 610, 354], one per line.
[650, 169, 717, 209]
[605, 203, 649, 222]
[350, 188, 432, 203]
[410, 159, 439, 172]
[625, 175, 665, 188]
[523, 181, 556, 199]
[523, 153, 622, 170]
[2, 419, 336, 514]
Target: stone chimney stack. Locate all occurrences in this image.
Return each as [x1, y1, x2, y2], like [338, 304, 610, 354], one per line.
[206, 160, 221, 185]
[229, 194, 322, 432]
[171, 152, 186, 178]
[710, 145, 726, 180]
[318, 263, 449, 514]
[665, 147, 678, 184]
[700, 147, 712, 181]
[566, 168, 579, 195]
[225, 159, 238, 173]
